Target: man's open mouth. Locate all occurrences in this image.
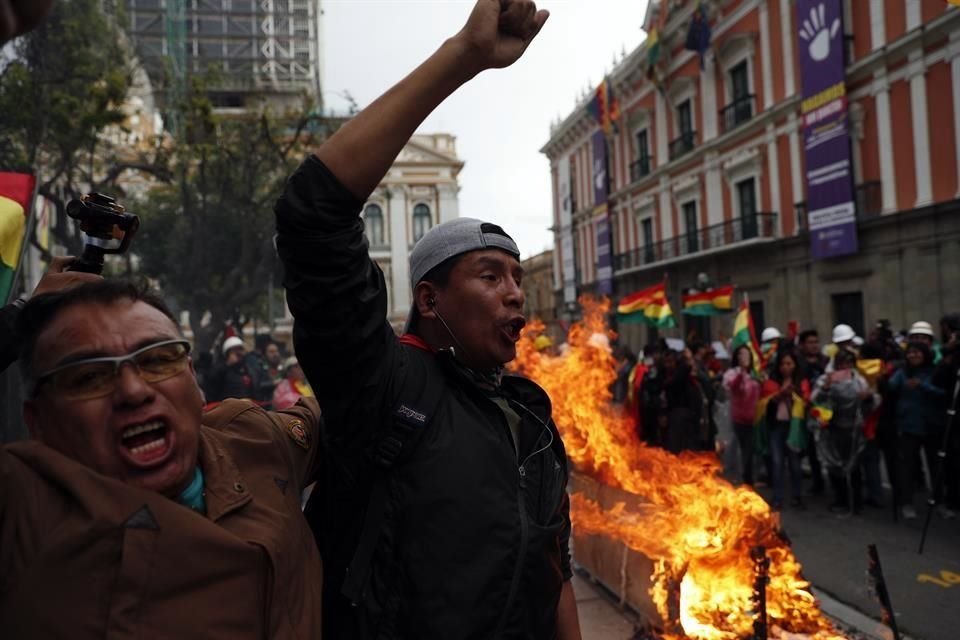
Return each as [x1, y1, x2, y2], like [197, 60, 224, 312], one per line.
[120, 420, 172, 465]
[504, 318, 526, 342]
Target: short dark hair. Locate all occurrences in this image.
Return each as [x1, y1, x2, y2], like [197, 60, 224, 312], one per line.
[254, 333, 275, 352]
[799, 329, 819, 344]
[406, 254, 464, 333]
[17, 279, 180, 379]
[905, 340, 934, 367]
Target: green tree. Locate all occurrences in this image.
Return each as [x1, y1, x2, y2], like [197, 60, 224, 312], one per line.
[0, 0, 169, 256]
[135, 82, 338, 355]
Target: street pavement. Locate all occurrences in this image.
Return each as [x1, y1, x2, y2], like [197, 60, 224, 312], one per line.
[772, 485, 960, 640]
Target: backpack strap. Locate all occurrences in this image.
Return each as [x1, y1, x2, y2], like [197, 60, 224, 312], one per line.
[340, 373, 439, 605]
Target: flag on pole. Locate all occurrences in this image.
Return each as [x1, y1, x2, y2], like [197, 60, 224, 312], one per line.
[617, 282, 677, 328]
[0, 172, 37, 304]
[682, 285, 735, 316]
[586, 78, 621, 136]
[731, 300, 763, 377]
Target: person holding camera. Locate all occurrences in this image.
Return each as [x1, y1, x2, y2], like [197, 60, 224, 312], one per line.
[1, 280, 324, 636]
[274, 2, 581, 638]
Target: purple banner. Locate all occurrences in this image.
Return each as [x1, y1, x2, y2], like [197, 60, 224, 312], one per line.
[591, 129, 612, 295]
[594, 205, 612, 296]
[796, 0, 858, 259]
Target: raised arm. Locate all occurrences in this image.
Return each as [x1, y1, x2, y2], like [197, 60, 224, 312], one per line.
[315, 0, 548, 201]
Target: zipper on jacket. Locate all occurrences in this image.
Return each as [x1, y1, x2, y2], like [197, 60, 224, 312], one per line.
[493, 464, 531, 638]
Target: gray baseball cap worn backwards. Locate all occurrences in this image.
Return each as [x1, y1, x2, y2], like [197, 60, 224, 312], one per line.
[404, 218, 520, 333]
[408, 217, 520, 288]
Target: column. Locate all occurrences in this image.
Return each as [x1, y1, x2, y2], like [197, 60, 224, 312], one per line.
[873, 69, 897, 213]
[655, 90, 669, 167]
[779, 0, 795, 97]
[704, 152, 724, 226]
[437, 183, 460, 224]
[658, 176, 674, 238]
[788, 113, 803, 226]
[907, 51, 932, 206]
[765, 125, 782, 232]
[869, 0, 886, 51]
[701, 54, 718, 141]
[905, 0, 921, 31]
[951, 31, 960, 197]
[388, 185, 411, 315]
[759, 0, 774, 109]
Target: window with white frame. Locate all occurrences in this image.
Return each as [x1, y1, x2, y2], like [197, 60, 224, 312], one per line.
[412, 203, 432, 242]
[718, 34, 756, 133]
[364, 203, 385, 247]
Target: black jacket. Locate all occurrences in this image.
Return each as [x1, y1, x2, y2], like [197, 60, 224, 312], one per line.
[275, 156, 572, 640]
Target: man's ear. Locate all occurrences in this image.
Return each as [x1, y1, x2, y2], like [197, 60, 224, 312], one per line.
[23, 399, 41, 439]
[413, 281, 440, 320]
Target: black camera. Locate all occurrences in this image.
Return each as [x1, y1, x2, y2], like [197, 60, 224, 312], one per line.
[65, 193, 139, 274]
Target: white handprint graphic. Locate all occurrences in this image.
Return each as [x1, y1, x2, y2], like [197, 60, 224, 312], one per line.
[798, 3, 840, 62]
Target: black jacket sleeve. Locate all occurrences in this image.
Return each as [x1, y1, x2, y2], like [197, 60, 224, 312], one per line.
[274, 155, 397, 432]
[0, 303, 20, 373]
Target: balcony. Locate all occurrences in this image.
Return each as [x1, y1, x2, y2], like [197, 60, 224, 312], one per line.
[629, 156, 652, 182]
[614, 212, 778, 272]
[719, 94, 755, 134]
[668, 131, 697, 161]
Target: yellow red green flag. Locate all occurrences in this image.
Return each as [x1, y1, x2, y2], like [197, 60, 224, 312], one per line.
[0, 172, 36, 304]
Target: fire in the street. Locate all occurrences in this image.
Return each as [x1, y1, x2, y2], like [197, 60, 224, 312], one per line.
[509, 298, 846, 640]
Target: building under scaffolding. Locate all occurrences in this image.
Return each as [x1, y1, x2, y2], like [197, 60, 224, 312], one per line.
[122, 0, 323, 112]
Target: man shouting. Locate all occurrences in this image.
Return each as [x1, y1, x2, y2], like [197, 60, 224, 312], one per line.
[275, 0, 580, 638]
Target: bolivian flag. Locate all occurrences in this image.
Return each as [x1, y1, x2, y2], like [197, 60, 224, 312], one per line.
[682, 285, 734, 316]
[617, 282, 676, 328]
[730, 300, 763, 377]
[0, 172, 36, 304]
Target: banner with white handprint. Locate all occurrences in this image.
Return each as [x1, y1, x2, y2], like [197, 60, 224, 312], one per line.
[591, 129, 613, 296]
[796, 0, 859, 259]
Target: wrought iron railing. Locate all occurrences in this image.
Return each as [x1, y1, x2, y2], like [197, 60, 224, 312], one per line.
[719, 94, 755, 134]
[668, 130, 697, 161]
[614, 212, 778, 271]
[630, 156, 652, 182]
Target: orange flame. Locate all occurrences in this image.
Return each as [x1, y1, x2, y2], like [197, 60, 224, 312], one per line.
[510, 298, 846, 640]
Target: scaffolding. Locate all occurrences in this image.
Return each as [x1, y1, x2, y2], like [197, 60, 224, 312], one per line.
[123, 0, 322, 111]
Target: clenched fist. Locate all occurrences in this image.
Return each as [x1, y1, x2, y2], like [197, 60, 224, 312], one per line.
[456, 0, 549, 72]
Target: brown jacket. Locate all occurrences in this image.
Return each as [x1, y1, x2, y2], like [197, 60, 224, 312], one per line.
[0, 398, 323, 639]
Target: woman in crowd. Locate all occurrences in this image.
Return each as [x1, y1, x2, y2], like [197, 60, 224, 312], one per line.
[814, 348, 879, 514]
[757, 350, 810, 510]
[885, 341, 947, 520]
[272, 356, 315, 410]
[722, 345, 761, 486]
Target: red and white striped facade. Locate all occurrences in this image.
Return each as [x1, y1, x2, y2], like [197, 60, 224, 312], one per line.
[542, 0, 960, 329]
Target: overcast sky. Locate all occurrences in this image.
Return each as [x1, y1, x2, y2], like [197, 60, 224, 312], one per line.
[321, 0, 649, 258]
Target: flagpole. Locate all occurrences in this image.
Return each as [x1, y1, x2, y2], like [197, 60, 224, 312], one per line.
[4, 176, 40, 306]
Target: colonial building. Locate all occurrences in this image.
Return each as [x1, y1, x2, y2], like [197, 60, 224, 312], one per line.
[521, 249, 563, 341]
[542, 0, 960, 346]
[269, 133, 464, 338]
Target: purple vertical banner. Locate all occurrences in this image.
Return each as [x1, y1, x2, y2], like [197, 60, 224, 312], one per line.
[796, 0, 858, 259]
[591, 129, 613, 295]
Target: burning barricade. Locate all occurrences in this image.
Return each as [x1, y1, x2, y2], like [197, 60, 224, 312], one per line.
[508, 298, 847, 640]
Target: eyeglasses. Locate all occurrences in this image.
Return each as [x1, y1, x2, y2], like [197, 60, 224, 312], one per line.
[32, 339, 192, 401]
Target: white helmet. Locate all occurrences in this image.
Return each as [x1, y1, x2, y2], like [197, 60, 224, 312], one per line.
[832, 324, 856, 344]
[908, 321, 935, 338]
[222, 336, 245, 354]
[760, 327, 781, 343]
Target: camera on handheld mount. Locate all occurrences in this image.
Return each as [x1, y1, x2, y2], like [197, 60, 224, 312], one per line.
[65, 193, 139, 275]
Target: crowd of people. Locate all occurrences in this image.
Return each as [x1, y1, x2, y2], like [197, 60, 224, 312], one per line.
[618, 316, 960, 519]
[192, 332, 314, 410]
